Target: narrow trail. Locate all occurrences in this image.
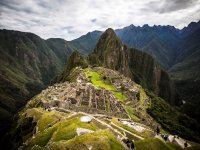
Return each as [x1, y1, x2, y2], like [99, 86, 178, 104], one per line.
[110, 122, 144, 140]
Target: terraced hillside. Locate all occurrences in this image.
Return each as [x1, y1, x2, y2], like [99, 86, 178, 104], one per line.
[9, 66, 200, 150]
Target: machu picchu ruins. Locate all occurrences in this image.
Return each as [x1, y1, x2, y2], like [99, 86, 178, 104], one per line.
[37, 67, 140, 118]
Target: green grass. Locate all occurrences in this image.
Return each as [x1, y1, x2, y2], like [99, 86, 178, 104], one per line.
[27, 126, 57, 149]
[37, 111, 61, 132]
[123, 105, 140, 122]
[50, 129, 126, 150]
[25, 108, 44, 120]
[86, 70, 127, 101]
[135, 138, 178, 150]
[86, 71, 115, 90]
[166, 142, 182, 150]
[51, 117, 98, 142]
[113, 91, 127, 102]
[26, 115, 102, 149]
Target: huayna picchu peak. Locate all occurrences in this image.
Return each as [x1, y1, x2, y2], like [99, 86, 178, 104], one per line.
[3, 27, 199, 150]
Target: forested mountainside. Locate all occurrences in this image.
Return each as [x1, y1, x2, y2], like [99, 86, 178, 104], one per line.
[0, 30, 77, 137]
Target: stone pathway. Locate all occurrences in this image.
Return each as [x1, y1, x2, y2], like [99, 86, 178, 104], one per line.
[111, 122, 144, 140]
[121, 120, 146, 132]
[76, 128, 94, 136]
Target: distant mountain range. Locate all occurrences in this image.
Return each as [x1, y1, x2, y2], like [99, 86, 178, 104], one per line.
[72, 21, 200, 72]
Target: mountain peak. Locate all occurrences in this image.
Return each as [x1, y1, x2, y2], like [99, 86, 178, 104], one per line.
[93, 28, 122, 55]
[101, 28, 118, 39]
[104, 28, 115, 33]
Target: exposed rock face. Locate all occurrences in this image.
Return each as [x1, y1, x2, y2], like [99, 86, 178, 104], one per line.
[89, 28, 179, 105]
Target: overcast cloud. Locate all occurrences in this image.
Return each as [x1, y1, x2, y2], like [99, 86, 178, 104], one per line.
[0, 0, 200, 40]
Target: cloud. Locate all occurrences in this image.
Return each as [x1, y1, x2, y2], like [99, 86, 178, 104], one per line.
[0, 0, 200, 40]
[91, 19, 97, 23]
[147, 0, 199, 13]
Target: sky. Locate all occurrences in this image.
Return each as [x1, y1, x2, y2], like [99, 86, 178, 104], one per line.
[0, 0, 200, 40]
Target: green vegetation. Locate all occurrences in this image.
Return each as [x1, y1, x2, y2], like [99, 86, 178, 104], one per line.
[22, 108, 113, 149]
[165, 142, 182, 150]
[135, 138, 180, 150]
[123, 105, 140, 122]
[105, 98, 111, 112]
[139, 88, 148, 106]
[113, 91, 127, 102]
[25, 108, 44, 120]
[58, 51, 88, 82]
[86, 71, 115, 90]
[50, 129, 126, 150]
[147, 96, 200, 142]
[85, 70, 127, 101]
[37, 111, 61, 132]
[27, 125, 57, 148]
[185, 145, 200, 150]
[51, 117, 98, 142]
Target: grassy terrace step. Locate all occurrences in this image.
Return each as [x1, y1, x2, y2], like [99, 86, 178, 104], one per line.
[123, 105, 140, 122]
[50, 129, 126, 150]
[85, 69, 127, 101]
[135, 138, 182, 150]
[21, 108, 127, 150]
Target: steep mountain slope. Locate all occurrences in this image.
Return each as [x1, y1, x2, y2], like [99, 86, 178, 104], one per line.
[180, 21, 200, 37]
[88, 28, 179, 105]
[170, 28, 200, 81]
[70, 31, 102, 54]
[45, 38, 74, 67]
[0, 29, 75, 137]
[169, 24, 200, 123]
